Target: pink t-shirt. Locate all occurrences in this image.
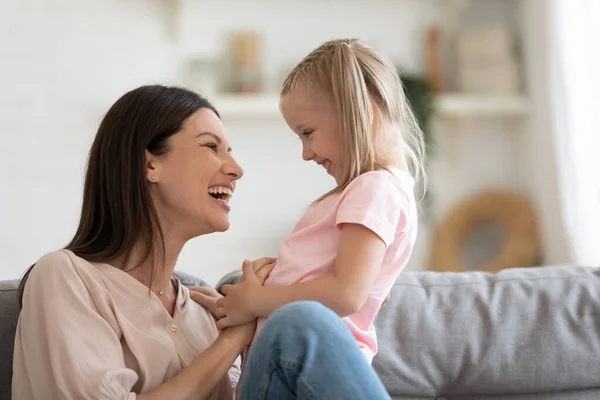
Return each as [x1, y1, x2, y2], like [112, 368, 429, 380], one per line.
[257, 167, 418, 363]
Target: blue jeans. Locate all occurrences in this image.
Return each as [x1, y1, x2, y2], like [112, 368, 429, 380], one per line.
[238, 301, 391, 400]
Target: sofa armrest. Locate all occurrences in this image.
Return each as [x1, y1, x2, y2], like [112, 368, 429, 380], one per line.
[174, 270, 212, 289]
[215, 270, 242, 294]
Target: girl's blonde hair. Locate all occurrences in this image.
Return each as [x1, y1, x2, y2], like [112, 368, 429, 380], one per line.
[281, 38, 426, 202]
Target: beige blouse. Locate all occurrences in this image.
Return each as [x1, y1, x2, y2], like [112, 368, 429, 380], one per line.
[12, 249, 240, 400]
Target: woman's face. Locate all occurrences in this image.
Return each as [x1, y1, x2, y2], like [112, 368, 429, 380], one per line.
[146, 108, 243, 239]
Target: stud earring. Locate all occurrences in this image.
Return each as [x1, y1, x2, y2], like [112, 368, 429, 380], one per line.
[151, 175, 156, 180]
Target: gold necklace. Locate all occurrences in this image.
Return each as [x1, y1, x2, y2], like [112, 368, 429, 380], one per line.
[157, 279, 172, 296]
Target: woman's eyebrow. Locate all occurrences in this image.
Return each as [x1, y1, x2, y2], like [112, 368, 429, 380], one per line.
[195, 132, 221, 143]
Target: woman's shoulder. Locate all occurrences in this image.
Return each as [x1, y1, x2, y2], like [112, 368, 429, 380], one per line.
[33, 249, 87, 274]
[27, 249, 101, 291]
[22, 250, 119, 323]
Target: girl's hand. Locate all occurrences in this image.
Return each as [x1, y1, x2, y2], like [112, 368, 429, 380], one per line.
[216, 261, 263, 330]
[188, 257, 275, 318]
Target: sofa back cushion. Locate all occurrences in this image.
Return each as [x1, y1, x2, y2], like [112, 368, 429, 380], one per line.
[372, 266, 600, 399]
[0, 280, 19, 400]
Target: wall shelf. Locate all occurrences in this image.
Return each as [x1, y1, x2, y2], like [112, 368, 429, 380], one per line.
[434, 93, 529, 117]
[211, 94, 281, 119]
[211, 93, 529, 120]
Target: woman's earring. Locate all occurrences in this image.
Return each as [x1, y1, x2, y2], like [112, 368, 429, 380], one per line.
[151, 175, 156, 181]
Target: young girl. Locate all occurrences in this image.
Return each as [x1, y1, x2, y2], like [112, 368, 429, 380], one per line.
[216, 38, 424, 363]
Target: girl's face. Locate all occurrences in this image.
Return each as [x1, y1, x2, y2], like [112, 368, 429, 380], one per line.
[280, 89, 344, 183]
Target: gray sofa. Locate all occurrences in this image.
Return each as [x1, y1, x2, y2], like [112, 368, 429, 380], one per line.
[2, 266, 599, 399]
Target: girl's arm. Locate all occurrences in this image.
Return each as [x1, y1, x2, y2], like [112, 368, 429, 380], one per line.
[216, 172, 410, 329]
[256, 223, 385, 316]
[216, 223, 386, 328]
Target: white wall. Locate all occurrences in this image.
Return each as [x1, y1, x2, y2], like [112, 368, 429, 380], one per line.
[1, 0, 182, 278]
[1, 0, 533, 284]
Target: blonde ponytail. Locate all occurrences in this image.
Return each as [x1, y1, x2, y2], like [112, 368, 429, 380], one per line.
[282, 39, 427, 202]
[331, 43, 376, 192]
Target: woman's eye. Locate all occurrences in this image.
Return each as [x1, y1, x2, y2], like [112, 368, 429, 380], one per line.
[302, 129, 314, 137]
[204, 143, 219, 152]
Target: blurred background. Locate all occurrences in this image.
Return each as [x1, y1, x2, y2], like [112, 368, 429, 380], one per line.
[1, 0, 598, 285]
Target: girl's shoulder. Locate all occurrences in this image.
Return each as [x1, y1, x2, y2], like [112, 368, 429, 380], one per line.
[344, 167, 415, 197]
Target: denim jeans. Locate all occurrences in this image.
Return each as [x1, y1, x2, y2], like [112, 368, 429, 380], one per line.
[238, 301, 391, 400]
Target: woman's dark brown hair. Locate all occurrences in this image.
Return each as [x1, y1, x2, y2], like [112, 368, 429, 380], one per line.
[18, 85, 219, 306]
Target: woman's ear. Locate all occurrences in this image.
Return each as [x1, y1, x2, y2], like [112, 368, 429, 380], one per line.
[145, 150, 161, 183]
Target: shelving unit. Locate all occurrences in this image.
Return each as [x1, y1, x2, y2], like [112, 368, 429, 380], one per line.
[434, 94, 529, 117]
[211, 94, 281, 119]
[210, 93, 529, 120]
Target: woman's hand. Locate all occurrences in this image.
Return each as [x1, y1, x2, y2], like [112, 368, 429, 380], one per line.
[239, 257, 277, 285]
[218, 318, 257, 350]
[215, 261, 264, 330]
[189, 286, 222, 317]
[380, 292, 391, 310]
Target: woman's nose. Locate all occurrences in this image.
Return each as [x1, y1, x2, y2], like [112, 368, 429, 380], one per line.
[224, 154, 243, 180]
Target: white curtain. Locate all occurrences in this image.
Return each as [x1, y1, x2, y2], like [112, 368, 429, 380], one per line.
[524, 0, 600, 266]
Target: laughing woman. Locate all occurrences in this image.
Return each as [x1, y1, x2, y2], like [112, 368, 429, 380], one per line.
[13, 85, 391, 400]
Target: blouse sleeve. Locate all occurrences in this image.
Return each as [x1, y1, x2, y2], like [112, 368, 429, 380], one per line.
[228, 355, 242, 393]
[13, 251, 139, 400]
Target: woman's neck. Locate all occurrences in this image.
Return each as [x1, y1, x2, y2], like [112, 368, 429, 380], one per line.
[111, 234, 186, 294]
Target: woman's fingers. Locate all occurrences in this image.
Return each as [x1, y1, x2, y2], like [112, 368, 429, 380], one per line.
[379, 292, 391, 311]
[189, 291, 217, 316]
[216, 316, 232, 330]
[221, 284, 234, 295]
[189, 285, 221, 298]
[255, 262, 275, 284]
[215, 306, 227, 319]
[252, 257, 277, 273]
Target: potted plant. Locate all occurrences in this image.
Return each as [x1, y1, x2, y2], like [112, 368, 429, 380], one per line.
[398, 72, 435, 158]
[398, 71, 436, 215]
